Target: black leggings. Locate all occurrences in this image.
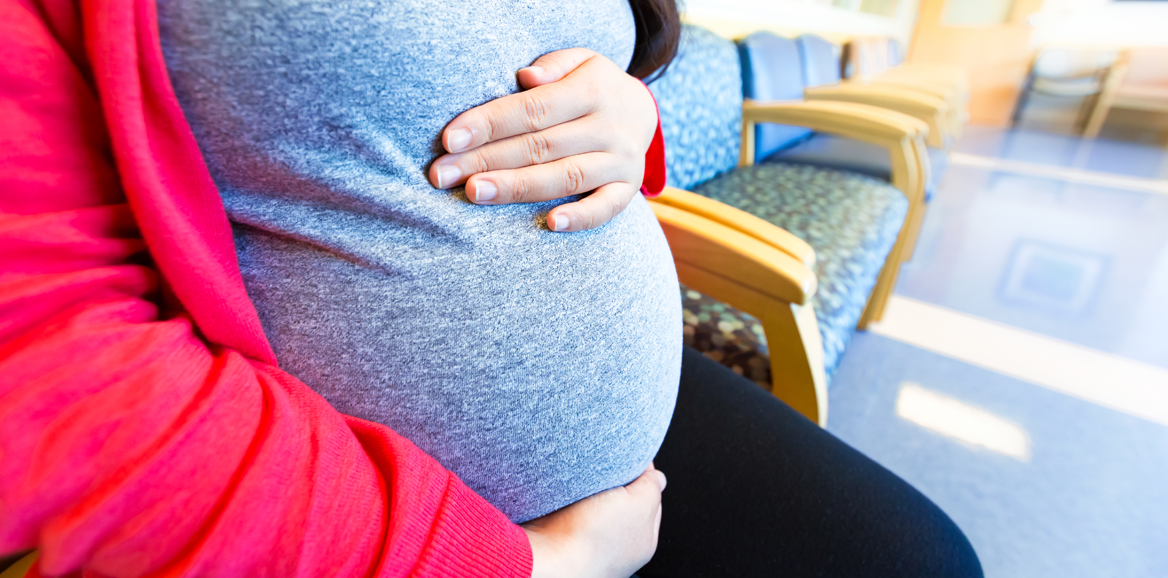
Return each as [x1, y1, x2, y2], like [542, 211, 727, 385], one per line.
[639, 347, 983, 578]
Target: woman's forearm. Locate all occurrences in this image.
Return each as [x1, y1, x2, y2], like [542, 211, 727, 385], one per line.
[0, 2, 531, 575]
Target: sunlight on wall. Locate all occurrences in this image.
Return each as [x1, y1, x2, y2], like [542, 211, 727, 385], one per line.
[1031, 0, 1168, 48]
[897, 382, 1033, 461]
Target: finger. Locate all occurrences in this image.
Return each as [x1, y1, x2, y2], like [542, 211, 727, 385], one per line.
[517, 47, 600, 90]
[625, 464, 668, 498]
[546, 181, 638, 233]
[429, 119, 610, 190]
[465, 152, 625, 206]
[442, 74, 598, 154]
[654, 502, 663, 539]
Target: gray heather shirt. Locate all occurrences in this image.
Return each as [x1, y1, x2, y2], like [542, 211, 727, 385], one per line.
[157, 0, 682, 522]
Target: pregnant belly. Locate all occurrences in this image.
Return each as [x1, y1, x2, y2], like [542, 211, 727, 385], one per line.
[235, 195, 682, 522]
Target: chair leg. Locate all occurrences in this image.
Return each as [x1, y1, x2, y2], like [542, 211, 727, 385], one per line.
[1082, 54, 1129, 139]
[1075, 93, 1100, 134]
[900, 196, 928, 262]
[865, 135, 921, 328]
[761, 301, 828, 426]
[675, 262, 828, 426]
[857, 222, 907, 329]
[898, 138, 932, 263]
[1011, 74, 1035, 129]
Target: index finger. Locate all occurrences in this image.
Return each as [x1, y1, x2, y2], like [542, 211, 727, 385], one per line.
[441, 63, 598, 154]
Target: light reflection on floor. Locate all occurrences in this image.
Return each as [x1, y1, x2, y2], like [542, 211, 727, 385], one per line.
[899, 148, 1168, 369]
[827, 127, 1168, 578]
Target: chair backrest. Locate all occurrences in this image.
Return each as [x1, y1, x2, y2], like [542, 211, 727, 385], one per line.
[737, 32, 813, 162]
[1033, 48, 1118, 80]
[886, 38, 904, 67]
[843, 36, 892, 78]
[648, 25, 743, 191]
[796, 34, 842, 88]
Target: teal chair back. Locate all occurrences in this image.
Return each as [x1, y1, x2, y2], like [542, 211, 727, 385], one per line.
[647, 25, 742, 191]
[736, 32, 814, 163]
[796, 34, 843, 88]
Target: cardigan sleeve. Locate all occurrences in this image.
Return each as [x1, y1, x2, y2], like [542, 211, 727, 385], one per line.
[638, 81, 667, 198]
[0, 1, 532, 576]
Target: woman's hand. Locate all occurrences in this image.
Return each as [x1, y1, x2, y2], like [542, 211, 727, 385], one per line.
[428, 48, 659, 233]
[523, 464, 666, 578]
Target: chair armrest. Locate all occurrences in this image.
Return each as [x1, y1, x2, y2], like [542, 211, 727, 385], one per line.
[651, 187, 816, 268]
[804, 84, 950, 149]
[649, 199, 828, 425]
[648, 201, 816, 306]
[740, 99, 929, 210]
[859, 74, 961, 102]
[742, 99, 927, 146]
[880, 66, 969, 98]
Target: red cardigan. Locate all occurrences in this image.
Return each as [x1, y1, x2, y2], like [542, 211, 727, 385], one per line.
[0, 1, 666, 576]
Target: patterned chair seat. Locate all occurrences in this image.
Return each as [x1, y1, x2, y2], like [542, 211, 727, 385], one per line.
[685, 162, 909, 382]
[680, 285, 772, 387]
[654, 25, 912, 390]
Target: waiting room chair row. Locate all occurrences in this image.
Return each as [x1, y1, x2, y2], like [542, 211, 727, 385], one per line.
[641, 25, 967, 426]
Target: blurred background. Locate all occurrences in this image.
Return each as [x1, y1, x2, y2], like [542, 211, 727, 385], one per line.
[668, 0, 1167, 575]
[688, 0, 1168, 143]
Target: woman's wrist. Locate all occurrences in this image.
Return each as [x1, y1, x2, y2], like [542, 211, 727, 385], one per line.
[525, 526, 575, 578]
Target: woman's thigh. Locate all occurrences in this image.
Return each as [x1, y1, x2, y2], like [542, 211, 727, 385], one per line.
[639, 346, 983, 578]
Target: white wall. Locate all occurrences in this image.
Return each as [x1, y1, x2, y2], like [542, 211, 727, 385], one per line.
[1030, 0, 1168, 48]
[680, 0, 922, 48]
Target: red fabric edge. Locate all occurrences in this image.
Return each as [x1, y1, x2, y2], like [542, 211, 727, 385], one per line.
[638, 80, 667, 198]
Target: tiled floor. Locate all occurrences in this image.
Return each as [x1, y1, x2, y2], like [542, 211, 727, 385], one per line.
[827, 127, 1168, 577]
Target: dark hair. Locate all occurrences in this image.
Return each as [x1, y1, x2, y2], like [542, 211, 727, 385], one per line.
[627, 0, 681, 83]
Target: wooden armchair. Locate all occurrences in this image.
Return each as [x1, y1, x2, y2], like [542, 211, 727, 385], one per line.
[739, 99, 930, 325]
[843, 36, 969, 139]
[649, 188, 827, 425]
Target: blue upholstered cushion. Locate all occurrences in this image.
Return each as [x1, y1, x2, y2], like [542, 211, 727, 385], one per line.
[767, 135, 950, 201]
[768, 134, 892, 181]
[796, 34, 842, 88]
[648, 25, 742, 191]
[690, 163, 909, 381]
[737, 32, 814, 162]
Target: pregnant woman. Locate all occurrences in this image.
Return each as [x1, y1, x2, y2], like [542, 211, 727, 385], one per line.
[155, 0, 682, 524]
[1, 1, 981, 577]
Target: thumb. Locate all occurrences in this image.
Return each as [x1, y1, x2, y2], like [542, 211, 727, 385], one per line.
[518, 47, 599, 89]
[626, 463, 668, 498]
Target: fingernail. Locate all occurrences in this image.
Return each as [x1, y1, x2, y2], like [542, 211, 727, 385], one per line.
[447, 128, 472, 153]
[436, 164, 462, 189]
[551, 214, 569, 232]
[655, 471, 667, 491]
[524, 65, 544, 77]
[474, 180, 497, 202]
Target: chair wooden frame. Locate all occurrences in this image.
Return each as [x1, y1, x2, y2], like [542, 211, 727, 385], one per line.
[849, 77, 966, 139]
[649, 189, 827, 425]
[804, 84, 952, 149]
[842, 37, 970, 137]
[738, 99, 931, 328]
[802, 85, 950, 260]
